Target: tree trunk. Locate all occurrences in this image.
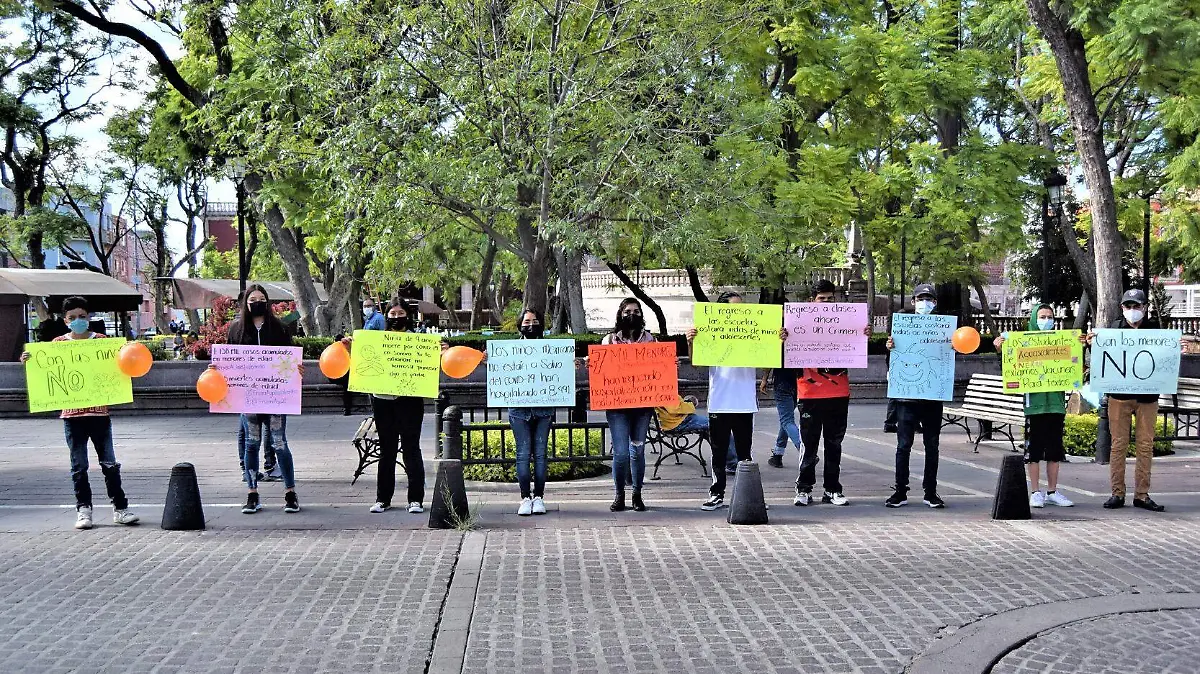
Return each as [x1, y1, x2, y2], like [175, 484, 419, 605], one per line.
[555, 248, 588, 334]
[1025, 0, 1123, 328]
[606, 261, 668, 336]
[971, 280, 998, 335]
[522, 237, 553, 314]
[864, 241, 877, 334]
[243, 173, 324, 336]
[471, 238, 498, 329]
[317, 258, 355, 336]
[1073, 289, 1091, 330]
[685, 265, 709, 302]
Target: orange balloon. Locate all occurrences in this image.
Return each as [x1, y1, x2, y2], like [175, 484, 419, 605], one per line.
[196, 367, 229, 403]
[952, 326, 981, 354]
[441, 345, 484, 379]
[117, 342, 153, 377]
[319, 342, 351, 379]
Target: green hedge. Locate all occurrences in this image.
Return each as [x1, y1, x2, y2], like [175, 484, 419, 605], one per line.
[138, 337, 172, 362]
[461, 425, 608, 482]
[1064, 413, 1174, 457]
[293, 336, 336, 359]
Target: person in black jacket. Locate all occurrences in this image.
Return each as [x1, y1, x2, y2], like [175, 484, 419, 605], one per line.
[227, 284, 303, 515]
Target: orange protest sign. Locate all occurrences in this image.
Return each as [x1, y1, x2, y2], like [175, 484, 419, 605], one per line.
[587, 342, 679, 410]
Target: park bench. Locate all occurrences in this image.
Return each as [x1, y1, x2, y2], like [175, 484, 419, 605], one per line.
[1159, 377, 1200, 441]
[941, 374, 1026, 453]
[646, 396, 710, 480]
[350, 416, 406, 485]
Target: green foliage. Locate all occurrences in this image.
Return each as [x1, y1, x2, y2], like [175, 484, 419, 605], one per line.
[291, 336, 335, 360]
[138, 337, 171, 362]
[1063, 414, 1174, 458]
[461, 426, 608, 483]
[196, 228, 289, 281]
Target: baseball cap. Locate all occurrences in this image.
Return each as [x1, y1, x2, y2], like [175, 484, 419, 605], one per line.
[913, 283, 936, 299]
[1121, 289, 1147, 306]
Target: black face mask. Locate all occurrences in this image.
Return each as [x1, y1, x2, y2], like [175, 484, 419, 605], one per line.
[519, 324, 544, 339]
[617, 313, 644, 333]
[248, 301, 268, 317]
[386, 316, 409, 331]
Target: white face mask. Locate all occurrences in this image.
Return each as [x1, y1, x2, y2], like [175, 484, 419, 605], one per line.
[363, 307, 374, 318]
[1036, 317, 1055, 331]
[1123, 308, 1144, 324]
[914, 300, 935, 315]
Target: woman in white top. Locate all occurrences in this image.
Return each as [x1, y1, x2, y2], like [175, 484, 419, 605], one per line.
[687, 291, 759, 511]
[601, 298, 656, 512]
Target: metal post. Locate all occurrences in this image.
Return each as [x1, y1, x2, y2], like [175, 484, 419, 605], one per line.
[236, 180, 247, 297]
[1143, 193, 1152, 299]
[1041, 192, 1051, 301]
[1095, 396, 1111, 465]
[429, 405, 469, 529]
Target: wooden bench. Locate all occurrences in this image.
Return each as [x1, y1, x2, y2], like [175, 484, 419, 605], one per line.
[350, 417, 405, 485]
[1159, 377, 1200, 441]
[942, 374, 1027, 453]
[646, 397, 710, 480]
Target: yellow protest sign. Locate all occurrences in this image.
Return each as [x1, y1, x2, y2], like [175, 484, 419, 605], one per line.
[1001, 330, 1084, 394]
[347, 329, 441, 398]
[691, 302, 783, 368]
[24, 338, 133, 413]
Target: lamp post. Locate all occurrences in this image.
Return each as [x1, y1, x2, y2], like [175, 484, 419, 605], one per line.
[1143, 192, 1152, 299]
[230, 159, 247, 297]
[1041, 171, 1067, 302]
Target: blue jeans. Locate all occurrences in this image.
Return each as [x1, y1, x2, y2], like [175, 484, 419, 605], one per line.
[238, 415, 279, 473]
[607, 409, 652, 492]
[773, 376, 800, 457]
[510, 408, 553, 498]
[243, 415, 294, 489]
[673, 413, 709, 434]
[64, 416, 127, 510]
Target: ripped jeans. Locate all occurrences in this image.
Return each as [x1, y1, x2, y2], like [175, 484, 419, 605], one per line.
[243, 414, 295, 490]
[64, 416, 127, 510]
[607, 408, 652, 493]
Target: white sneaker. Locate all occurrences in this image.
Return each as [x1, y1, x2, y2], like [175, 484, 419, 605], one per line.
[531, 496, 547, 515]
[793, 489, 811, 506]
[1045, 491, 1074, 507]
[407, 502, 424, 514]
[1030, 491, 1046, 508]
[823, 491, 850, 506]
[75, 506, 93, 530]
[518, 497, 533, 516]
[112, 509, 140, 525]
[369, 502, 388, 513]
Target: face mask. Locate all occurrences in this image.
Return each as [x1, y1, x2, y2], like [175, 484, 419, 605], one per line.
[363, 307, 374, 318]
[248, 301, 268, 317]
[1036, 317, 1055, 331]
[67, 318, 89, 334]
[1123, 308, 1144, 324]
[618, 313, 644, 333]
[519, 324, 544, 339]
[386, 316, 408, 331]
[914, 300, 935, 315]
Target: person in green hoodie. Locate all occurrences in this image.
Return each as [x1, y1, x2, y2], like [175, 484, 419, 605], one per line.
[994, 304, 1075, 508]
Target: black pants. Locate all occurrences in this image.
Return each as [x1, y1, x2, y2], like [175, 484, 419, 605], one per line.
[895, 400, 943, 494]
[885, 399, 898, 429]
[797, 397, 848, 493]
[371, 396, 426, 506]
[708, 412, 753, 497]
[336, 374, 355, 414]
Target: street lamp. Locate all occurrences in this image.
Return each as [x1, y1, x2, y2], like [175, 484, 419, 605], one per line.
[1042, 171, 1067, 302]
[229, 159, 248, 297]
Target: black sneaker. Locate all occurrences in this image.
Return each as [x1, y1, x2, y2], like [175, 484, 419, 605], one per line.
[241, 492, 261, 514]
[883, 424, 897, 434]
[923, 492, 945, 509]
[1103, 495, 1125, 509]
[884, 490, 908, 508]
[767, 455, 784, 468]
[610, 492, 626, 512]
[631, 491, 646, 512]
[1133, 497, 1165, 512]
[284, 491, 301, 513]
[700, 495, 726, 511]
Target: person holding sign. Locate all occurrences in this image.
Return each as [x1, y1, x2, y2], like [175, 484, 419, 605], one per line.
[994, 306, 1075, 509]
[20, 296, 140, 530]
[227, 285, 304, 515]
[688, 292, 760, 512]
[506, 309, 555, 516]
[342, 298, 438, 515]
[601, 298, 656, 513]
[1083, 289, 1173, 512]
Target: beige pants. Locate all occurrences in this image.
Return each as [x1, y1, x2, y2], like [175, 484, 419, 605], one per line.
[1108, 399, 1158, 499]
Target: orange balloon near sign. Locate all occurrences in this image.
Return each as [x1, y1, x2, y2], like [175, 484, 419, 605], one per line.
[319, 342, 351, 379]
[952, 326, 981, 354]
[196, 367, 229, 403]
[441, 345, 484, 379]
[116, 342, 153, 377]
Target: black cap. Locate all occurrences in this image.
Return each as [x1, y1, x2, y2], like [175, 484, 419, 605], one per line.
[913, 283, 936, 299]
[1121, 289, 1147, 306]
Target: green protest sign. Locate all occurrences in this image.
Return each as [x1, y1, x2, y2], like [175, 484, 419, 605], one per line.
[24, 338, 133, 413]
[1000, 330, 1084, 394]
[691, 302, 782, 368]
[347, 329, 441, 398]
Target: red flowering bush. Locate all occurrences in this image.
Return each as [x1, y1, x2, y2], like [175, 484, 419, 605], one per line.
[188, 295, 238, 360]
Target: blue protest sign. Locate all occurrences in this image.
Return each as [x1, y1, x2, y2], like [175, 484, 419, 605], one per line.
[887, 314, 957, 401]
[486, 339, 576, 407]
[1089, 329, 1182, 395]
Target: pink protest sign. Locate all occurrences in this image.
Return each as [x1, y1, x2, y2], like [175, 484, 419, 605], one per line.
[783, 303, 869, 369]
[209, 345, 303, 415]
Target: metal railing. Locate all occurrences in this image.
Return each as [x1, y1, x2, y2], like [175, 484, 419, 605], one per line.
[438, 404, 610, 466]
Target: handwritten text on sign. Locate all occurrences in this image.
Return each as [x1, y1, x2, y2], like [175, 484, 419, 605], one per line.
[1000, 331, 1083, 394]
[783, 302, 868, 368]
[24, 338, 132, 413]
[691, 302, 783, 368]
[886, 314, 957, 401]
[348, 329, 441, 398]
[587, 342, 679, 410]
[1089, 329, 1182, 395]
[487, 339, 576, 407]
[209, 345, 303, 415]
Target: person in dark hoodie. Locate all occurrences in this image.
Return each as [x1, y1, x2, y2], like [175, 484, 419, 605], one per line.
[995, 305, 1075, 509]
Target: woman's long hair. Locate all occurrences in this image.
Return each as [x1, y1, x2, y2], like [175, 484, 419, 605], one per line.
[231, 284, 287, 344]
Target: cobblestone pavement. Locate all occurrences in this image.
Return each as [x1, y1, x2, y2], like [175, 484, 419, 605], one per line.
[992, 608, 1200, 674]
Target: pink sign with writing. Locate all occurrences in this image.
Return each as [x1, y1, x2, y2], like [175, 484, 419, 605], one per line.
[783, 303, 869, 369]
[209, 345, 303, 415]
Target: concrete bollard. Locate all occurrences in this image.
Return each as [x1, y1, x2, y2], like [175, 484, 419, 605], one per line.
[727, 461, 769, 525]
[991, 454, 1032, 520]
[428, 459, 470, 529]
[161, 462, 206, 530]
[1094, 396, 1111, 465]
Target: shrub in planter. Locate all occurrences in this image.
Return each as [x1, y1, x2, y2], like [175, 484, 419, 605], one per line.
[1063, 413, 1174, 457]
[138, 338, 171, 362]
[461, 425, 608, 482]
[293, 336, 335, 360]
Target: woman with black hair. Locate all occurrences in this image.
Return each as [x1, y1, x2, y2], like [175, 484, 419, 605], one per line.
[226, 284, 302, 515]
[509, 308, 553, 516]
[601, 297, 656, 512]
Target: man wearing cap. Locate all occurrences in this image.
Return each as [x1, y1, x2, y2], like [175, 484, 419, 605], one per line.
[1085, 289, 1166, 512]
[884, 284, 946, 508]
